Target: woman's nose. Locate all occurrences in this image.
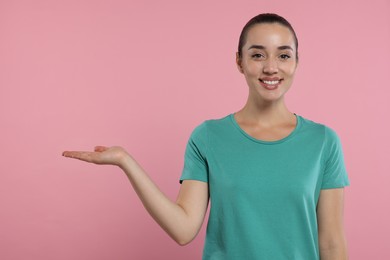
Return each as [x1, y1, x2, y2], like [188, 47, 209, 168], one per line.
[263, 59, 278, 74]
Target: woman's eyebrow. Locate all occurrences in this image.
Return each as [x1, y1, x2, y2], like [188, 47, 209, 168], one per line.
[278, 45, 294, 51]
[248, 45, 294, 51]
[248, 45, 266, 50]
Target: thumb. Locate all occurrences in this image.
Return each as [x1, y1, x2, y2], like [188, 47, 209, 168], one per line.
[94, 146, 108, 152]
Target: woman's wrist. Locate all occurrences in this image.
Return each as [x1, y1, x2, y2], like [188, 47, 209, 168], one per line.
[118, 152, 137, 175]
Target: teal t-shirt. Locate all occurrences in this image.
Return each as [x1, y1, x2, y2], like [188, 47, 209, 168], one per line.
[180, 113, 350, 260]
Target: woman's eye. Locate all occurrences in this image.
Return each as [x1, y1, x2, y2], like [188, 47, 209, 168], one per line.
[252, 54, 263, 59]
[280, 54, 291, 60]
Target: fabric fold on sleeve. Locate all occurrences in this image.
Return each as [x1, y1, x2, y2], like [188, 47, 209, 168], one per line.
[180, 122, 209, 184]
[321, 126, 350, 189]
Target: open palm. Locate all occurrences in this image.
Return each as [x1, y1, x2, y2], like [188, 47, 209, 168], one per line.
[62, 146, 128, 166]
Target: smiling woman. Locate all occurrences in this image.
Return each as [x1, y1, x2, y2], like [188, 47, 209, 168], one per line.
[236, 22, 298, 104]
[63, 13, 350, 260]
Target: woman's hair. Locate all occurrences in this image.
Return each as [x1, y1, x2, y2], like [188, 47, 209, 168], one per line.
[238, 13, 299, 61]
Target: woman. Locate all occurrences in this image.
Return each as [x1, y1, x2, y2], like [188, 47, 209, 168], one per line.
[63, 13, 350, 259]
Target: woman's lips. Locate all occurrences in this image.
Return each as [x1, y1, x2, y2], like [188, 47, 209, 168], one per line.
[259, 78, 282, 90]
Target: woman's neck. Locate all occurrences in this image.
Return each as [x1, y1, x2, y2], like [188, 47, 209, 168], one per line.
[235, 98, 294, 127]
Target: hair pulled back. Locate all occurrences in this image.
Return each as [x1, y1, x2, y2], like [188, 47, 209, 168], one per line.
[238, 13, 299, 61]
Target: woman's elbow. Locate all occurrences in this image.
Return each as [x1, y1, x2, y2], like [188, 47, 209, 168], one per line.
[172, 236, 193, 246]
[319, 235, 348, 259]
[171, 230, 197, 246]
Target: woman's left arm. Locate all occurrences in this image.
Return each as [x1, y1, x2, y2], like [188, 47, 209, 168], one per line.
[317, 188, 348, 260]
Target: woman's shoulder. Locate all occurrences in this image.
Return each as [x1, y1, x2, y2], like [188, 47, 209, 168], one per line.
[298, 114, 341, 140]
[189, 114, 232, 137]
[194, 113, 232, 128]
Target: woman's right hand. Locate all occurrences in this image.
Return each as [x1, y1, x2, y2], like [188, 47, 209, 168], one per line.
[62, 146, 129, 167]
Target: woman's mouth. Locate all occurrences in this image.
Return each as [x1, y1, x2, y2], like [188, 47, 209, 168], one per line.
[259, 78, 282, 90]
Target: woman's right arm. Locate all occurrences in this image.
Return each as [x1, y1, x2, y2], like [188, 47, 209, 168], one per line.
[121, 154, 209, 245]
[62, 146, 209, 246]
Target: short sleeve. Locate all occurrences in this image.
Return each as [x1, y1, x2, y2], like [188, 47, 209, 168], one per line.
[180, 122, 209, 184]
[321, 127, 350, 189]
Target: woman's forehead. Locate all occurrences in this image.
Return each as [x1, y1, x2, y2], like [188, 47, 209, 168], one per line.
[245, 23, 295, 50]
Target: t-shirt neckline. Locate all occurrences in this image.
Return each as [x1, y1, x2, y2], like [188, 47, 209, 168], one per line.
[229, 113, 301, 145]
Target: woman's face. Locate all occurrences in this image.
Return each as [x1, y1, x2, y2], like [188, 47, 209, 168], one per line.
[236, 23, 298, 103]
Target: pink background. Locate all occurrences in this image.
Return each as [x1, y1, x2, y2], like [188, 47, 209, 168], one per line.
[1, 0, 389, 259]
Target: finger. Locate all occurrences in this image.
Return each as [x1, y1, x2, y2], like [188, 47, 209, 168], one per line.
[62, 151, 94, 163]
[94, 146, 107, 152]
[62, 151, 75, 157]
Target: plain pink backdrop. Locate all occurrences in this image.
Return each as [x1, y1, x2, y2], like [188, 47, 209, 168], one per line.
[1, 0, 389, 259]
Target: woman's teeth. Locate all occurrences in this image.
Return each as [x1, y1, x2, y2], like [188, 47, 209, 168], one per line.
[262, 80, 280, 85]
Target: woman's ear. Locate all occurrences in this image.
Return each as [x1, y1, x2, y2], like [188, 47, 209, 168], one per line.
[236, 52, 244, 74]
